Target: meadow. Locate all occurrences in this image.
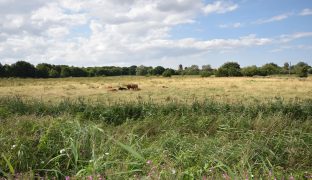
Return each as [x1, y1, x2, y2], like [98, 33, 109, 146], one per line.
[0, 76, 312, 179]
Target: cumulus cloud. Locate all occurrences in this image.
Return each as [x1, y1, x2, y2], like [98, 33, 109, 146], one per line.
[3, 0, 307, 67]
[203, 1, 238, 14]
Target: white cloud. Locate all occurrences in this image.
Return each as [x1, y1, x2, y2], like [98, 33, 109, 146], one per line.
[219, 22, 243, 28]
[280, 32, 312, 43]
[203, 1, 238, 14]
[2, 0, 309, 67]
[255, 13, 292, 24]
[299, 8, 312, 16]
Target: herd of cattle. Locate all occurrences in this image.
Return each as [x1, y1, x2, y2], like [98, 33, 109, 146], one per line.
[107, 84, 140, 92]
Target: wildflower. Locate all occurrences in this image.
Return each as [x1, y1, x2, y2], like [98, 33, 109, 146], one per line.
[11, 145, 16, 149]
[146, 160, 152, 165]
[171, 169, 176, 175]
[41, 161, 44, 164]
[105, 152, 109, 155]
[60, 149, 66, 154]
[65, 176, 70, 180]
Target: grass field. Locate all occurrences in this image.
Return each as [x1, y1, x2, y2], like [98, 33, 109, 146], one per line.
[0, 76, 312, 179]
[0, 76, 312, 103]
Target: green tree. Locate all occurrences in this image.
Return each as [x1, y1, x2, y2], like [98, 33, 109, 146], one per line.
[60, 66, 71, 77]
[185, 65, 200, 75]
[129, 65, 137, 75]
[260, 63, 281, 76]
[294, 62, 309, 78]
[36, 63, 52, 78]
[0, 63, 5, 77]
[162, 69, 173, 77]
[49, 69, 60, 78]
[10, 61, 36, 78]
[136, 65, 149, 76]
[216, 62, 242, 77]
[154, 66, 165, 75]
[241, 66, 259, 77]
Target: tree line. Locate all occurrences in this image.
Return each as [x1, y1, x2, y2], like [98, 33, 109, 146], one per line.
[0, 61, 311, 78]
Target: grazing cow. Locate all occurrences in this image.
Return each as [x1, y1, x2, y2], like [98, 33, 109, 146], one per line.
[126, 84, 139, 90]
[118, 87, 128, 91]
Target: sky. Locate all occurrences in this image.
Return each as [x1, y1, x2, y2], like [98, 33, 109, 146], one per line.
[0, 0, 312, 68]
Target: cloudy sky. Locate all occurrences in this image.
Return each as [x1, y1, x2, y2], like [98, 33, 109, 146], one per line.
[0, 0, 312, 68]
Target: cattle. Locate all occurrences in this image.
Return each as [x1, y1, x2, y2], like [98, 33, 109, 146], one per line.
[126, 84, 139, 90]
[118, 87, 128, 91]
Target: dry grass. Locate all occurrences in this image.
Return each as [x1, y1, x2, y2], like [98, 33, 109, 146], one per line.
[0, 76, 311, 103]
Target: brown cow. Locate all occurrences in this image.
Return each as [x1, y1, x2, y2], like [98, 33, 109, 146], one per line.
[118, 87, 128, 91]
[126, 84, 139, 90]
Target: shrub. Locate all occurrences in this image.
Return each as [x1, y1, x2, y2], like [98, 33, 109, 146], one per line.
[296, 66, 308, 78]
[200, 71, 213, 77]
[241, 66, 259, 77]
[162, 69, 172, 77]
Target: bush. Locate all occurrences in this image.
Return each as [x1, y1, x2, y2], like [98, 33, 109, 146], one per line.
[162, 69, 172, 77]
[241, 66, 259, 77]
[260, 63, 282, 76]
[296, 66, 308, 78]
[200, 71, 212, 77]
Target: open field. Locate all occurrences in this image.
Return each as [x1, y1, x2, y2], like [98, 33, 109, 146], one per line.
[0, 76, 312, 179]
[0, 76, 312, 103]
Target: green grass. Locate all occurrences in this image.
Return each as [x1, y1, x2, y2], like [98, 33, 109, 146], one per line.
[0, 97, 312, 179]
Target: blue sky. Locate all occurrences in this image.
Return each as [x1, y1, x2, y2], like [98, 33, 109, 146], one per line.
[0, 0, 311, 68]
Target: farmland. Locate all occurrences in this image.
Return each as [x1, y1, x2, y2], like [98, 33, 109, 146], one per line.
[0, 76, 312, 179]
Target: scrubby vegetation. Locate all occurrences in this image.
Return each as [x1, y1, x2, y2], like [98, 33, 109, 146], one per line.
[0, 97, 311, 179]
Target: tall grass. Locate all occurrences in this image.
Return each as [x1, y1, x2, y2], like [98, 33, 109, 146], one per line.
[0, 96, 311, 179]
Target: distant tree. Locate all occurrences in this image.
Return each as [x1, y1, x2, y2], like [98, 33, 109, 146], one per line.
[200, 71, 212, 77]
[202, 65, 212, 71]
[241, 65, 259, 77]
[49, 69, 60, 78]
[121, 67, 130, 75]
[3, 64, 12, 77]
[154, 66, 165, 75]
[71, 67, 88, 77]
[129, 65, 137, 75]
[36, 63, 52, 78]
[178, 64, 183, 71]
[0, 63, 5, 77]
[294, 62, 309, 78]
[185, 65, 200, 75]
[10, 61, 36, 78]
[60, 66, 71, 77]
[308, 68, 312, 74]
[216, 62, 242, 77]
[283, 62, 290, 74]
[200, 64, 213, 77]
[136, 65, 149, 76]
[162, 69, 173, 77]
[260, 63, 281, 76]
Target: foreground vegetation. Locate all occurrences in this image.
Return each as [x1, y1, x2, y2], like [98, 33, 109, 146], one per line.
[0, 96, 312, 179]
